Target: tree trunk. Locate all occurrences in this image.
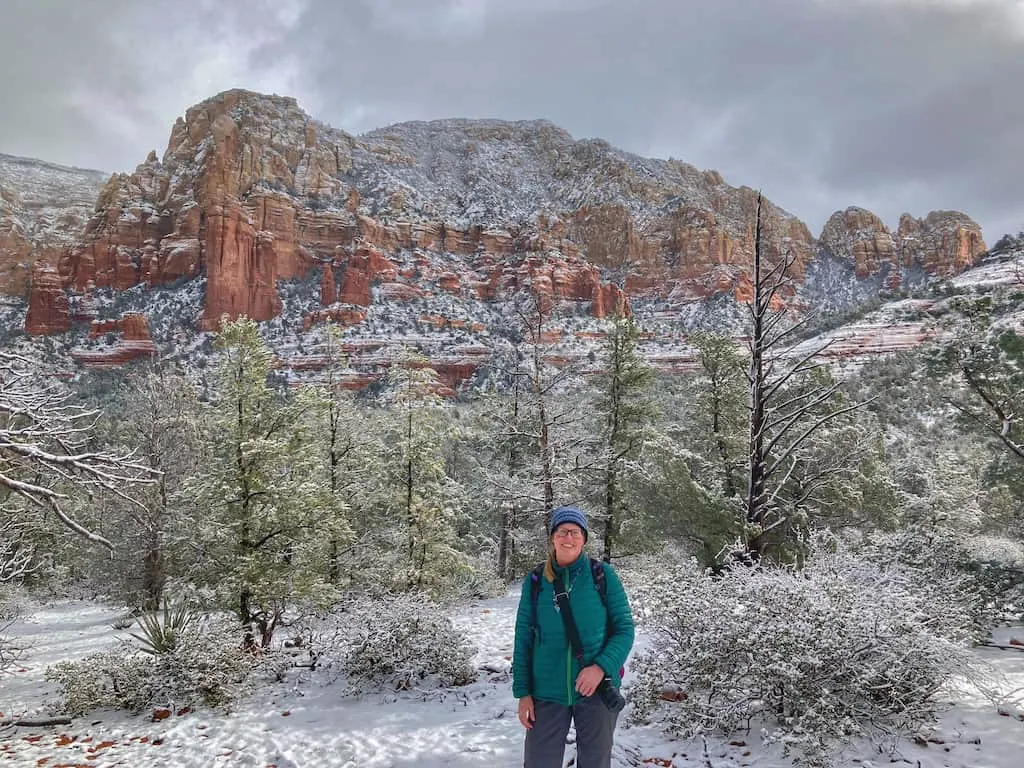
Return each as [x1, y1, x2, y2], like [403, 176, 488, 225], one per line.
[745, 193, 768, 562]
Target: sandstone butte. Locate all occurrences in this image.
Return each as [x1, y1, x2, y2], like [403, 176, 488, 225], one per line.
[7, 89, 987, 387]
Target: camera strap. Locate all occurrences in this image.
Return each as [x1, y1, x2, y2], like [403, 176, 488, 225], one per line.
[552, 571, 588, 669]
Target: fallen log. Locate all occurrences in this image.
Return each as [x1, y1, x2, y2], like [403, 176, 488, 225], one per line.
[981, 642, 1024, 653]
[0, 716, 73, 727]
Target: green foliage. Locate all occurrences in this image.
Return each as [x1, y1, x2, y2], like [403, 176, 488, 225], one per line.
[184, 317, 349, 646]
[127, 600, 200, 656]
[46, 620, 255, 715]
[374, 348, 469, 593]
[586, 313, 656, 559]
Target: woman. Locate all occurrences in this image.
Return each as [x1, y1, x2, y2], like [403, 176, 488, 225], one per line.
[512, 505, 635, 768]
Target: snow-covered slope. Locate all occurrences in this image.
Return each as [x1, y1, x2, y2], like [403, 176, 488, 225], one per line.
[0, 153, 107, 246]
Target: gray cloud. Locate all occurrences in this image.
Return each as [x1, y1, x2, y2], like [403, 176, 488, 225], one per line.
[1, 0, 1021, 240]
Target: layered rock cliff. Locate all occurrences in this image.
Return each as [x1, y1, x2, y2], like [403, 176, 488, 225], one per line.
[0, 154, 107, 297]
[2, 89, 990, 389]
[20, 89, 820, 334]
[818, 206, 986, 288]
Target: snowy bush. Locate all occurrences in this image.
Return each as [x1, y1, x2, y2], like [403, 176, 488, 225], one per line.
[867, 525, 1022, 627]
[46, 619, 256, 715]
[0, 587, 24, 673]
[331, 594, 476, 693]
[629, 537, 979, 763]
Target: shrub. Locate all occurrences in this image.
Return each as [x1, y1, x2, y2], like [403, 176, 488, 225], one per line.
[628, 537, 979, 764]
[46, 619, 256, 715]
[332, 594, 476, 693]
[867, 525, 1021, 628]
[0, 588, 24, 673]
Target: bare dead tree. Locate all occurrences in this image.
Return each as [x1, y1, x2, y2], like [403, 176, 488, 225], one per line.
[742, 194, 868, 561]
[0, 352, 157, 552]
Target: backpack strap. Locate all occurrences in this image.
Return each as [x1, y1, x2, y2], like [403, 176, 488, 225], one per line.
[589, 557, 607, 608]
[528, 563, 545, 632]
[590, 557, 624, 676]
[526, 563, 545, 696]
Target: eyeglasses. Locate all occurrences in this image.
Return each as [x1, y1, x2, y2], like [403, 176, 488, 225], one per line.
[553, 528, 584, 539]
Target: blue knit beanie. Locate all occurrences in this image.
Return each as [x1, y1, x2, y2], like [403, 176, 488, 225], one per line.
[549, 506, 588, 541]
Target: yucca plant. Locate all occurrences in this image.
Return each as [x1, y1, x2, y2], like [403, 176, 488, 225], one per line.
[127, 599, 199, 656]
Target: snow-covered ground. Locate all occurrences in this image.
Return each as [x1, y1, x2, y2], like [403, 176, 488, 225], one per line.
[1, 588, 1022, 767]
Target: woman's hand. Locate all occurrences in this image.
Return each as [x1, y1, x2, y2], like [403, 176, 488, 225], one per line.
[517, 695, 535, 729]
[575, 664, 605, 697]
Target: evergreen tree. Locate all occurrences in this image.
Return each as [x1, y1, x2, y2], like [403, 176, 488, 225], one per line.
[186, 318, 344, 647]
[588, 312, 654, 561]
[377, 348, 466, 592]
[314, 324, 359, 584]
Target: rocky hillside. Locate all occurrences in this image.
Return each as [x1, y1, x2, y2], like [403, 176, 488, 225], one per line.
[0, 89, 991, 390]
[0, 154, 107, 297]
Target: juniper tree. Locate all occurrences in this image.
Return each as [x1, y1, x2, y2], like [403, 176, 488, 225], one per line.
[377, 348, 465, 592]
[690, 332, 747, 499]
[186, 318, 345, 647]
[588, 312, 654, 561]
[468, 351, 542, 580]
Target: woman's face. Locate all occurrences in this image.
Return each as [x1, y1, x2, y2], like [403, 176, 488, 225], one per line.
[552, 523, 585, 565]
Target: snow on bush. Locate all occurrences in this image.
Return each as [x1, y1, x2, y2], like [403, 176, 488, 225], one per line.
[867, 525, 1023, 626]
[46, 619, 256, 715]
[327, 594, 476, 693]
[628, 537, 979, 763]
[0, 586, 23, 673]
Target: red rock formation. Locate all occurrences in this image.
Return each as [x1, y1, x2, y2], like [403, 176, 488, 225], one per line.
[819, 207, 986, 285]
[819, 207, 898, 279]
[379, 282, 424, 301]
[15, 88, 990, 344]
[303, 307, 367, 330]
[437, 272, 461, 293]
[25, 262, 71, 335]
[338, 244, 398, 306]
[320, 265, 337, 305]
[199, 207, 282, 330]
[0, 156, 107, 298]
[72, 313, 157, 367]
[897, 211, 986, 275]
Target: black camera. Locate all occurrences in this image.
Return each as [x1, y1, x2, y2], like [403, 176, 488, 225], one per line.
[596, 677, 626, 712]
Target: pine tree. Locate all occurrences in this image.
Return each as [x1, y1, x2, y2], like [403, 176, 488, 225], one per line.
[186, 318, 345, 647]
[315, 324, 359, 584]
[588, 312, 654, 561]
[378, 348, 466, 592]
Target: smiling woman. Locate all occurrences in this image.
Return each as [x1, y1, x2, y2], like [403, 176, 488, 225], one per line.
[512, 505, 635, 768]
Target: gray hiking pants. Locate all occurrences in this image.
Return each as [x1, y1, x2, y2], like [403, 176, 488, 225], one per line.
[523, 695, 618, 768]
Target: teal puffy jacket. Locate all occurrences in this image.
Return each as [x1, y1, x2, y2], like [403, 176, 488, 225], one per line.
[512, 556, 635, 705]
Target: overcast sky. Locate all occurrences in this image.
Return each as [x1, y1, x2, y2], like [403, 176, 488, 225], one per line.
[1, 0, 1021, 240]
